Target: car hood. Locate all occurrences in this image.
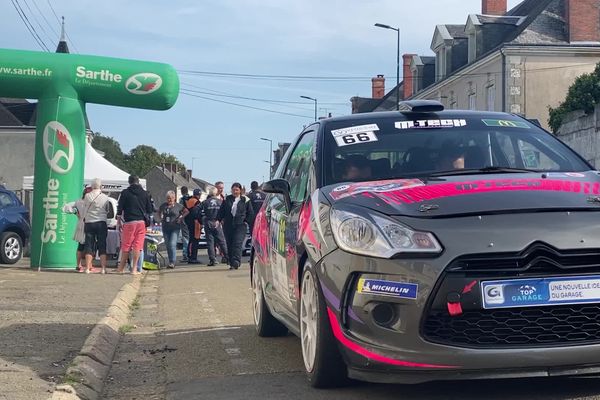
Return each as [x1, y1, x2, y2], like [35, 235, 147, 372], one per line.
[323, 172, 600, 217]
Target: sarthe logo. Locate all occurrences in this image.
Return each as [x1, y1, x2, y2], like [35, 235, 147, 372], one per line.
[43, 121, 74, 174]
[125, 73, 163, 95]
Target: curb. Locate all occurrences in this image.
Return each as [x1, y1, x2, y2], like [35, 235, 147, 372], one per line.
[50, 273, 146, 400]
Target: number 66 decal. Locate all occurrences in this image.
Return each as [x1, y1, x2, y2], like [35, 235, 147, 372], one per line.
[335, 131, 378, 147]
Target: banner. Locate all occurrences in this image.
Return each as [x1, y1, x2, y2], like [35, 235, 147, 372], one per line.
[0, 48, 179, 269]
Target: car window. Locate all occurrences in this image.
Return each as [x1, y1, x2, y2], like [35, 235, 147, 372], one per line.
[283, 132, 315, 203]
[322, 117, 589, 185]
[0, 192, 14, 208]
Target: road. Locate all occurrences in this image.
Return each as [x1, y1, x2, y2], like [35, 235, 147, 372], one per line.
[102, 254, 600, 400]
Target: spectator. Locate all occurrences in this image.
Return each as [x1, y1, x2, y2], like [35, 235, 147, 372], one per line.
[116, 175, 153, 275]
[63, 186, 92, 272]
[184, 188, 203, 264]
[82, 178, 113, 274]
[159, 190, 189, 269]
[218, 182, 254, 270]
[215, 181, 225, 201]
[247, 181, 265, 227]
[178, 186, 191, 262]
[202, 187, 228, 266]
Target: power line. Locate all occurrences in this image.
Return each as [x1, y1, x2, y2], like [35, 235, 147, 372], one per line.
[15, 0, 50, 51]
[181, 81, 349, 106]
[178, 70, 373, 82]
[180, 90, 313, 119]
[31, 0, 59, 40]
[22, 0, 56, 46]
[10, 0, 49, 51]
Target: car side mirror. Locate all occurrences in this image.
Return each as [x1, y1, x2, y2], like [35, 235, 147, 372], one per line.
[262, 179, 292, 210]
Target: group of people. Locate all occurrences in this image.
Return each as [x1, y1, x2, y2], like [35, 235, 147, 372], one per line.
[159, 180, 265, 270]
[68, 176, 266, 273]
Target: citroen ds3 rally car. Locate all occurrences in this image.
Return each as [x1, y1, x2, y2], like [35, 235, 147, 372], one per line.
[250, 100, 600, 387]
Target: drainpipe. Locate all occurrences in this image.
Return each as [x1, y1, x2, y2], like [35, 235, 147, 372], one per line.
[501, 48, 507, 113]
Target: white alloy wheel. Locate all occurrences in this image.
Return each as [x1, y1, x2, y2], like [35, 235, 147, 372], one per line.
[300, 269, 319, 373]
[5, 236, 20, 260]
[252, 269, 262, 327]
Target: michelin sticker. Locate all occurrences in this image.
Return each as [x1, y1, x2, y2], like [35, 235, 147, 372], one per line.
[395, 119, 467, 130]
[357, 278, 418, 300]
[331, 124, 379, 147]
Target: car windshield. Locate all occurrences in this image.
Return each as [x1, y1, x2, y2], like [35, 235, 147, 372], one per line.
[322, 115, 590, 186]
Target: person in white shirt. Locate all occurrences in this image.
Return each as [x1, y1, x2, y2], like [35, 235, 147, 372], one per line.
[82, 178, 113, 274]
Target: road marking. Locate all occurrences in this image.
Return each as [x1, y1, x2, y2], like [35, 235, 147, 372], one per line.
[225, 347, 241, 356]
[163, 291, 205, 297]
[162, 326, 241, 336]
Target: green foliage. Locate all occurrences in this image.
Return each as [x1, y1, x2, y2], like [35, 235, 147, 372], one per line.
[90, 133, 187, 177]
[548, 63, 600, 133]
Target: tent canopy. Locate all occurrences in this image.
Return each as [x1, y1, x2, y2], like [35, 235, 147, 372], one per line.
[23, 141, 145, 192]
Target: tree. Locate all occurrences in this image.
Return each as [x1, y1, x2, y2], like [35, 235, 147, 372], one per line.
[548, 63, 600, 133]
[161, 152, 186, 172]
[91, 133, 127, 170]
[126, 145, 164, 177]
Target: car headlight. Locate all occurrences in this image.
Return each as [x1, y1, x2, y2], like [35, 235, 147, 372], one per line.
[330, 208, 442, 258]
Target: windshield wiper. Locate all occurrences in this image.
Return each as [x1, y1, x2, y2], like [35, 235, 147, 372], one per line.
[428, 166, 541, 177]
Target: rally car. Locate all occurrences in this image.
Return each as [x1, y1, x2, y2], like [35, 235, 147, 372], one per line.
[251, 100, 600, 387]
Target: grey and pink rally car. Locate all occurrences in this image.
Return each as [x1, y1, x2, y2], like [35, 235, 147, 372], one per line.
[251, 100, 600, 387]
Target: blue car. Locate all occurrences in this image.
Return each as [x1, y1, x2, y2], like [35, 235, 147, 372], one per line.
[0, 186, 30, 264]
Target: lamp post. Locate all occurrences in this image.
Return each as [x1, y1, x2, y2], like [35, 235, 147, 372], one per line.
[300, 95, 318, 121]
[260, 137, 273, 178]
[374, 23, 400, 111]
[264, 160, 271, 180]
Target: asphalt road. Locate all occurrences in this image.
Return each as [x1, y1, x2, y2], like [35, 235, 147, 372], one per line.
[102, 253, 600, 400]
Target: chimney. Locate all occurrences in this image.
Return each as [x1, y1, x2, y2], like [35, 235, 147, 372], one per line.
[371, 75, 385, 99]
[403, 54, 416, 100]
[482, 0, 507, 15]
[566, 0, 600, 43]
[187, 169, 193, 181]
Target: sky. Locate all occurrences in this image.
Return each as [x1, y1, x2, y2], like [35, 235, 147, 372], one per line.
[2, 0, 521, 187]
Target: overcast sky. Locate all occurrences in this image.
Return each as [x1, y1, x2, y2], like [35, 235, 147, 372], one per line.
[2, 0, 521, 187]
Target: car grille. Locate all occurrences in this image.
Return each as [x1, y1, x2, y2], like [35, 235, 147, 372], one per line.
[447, 243, 600, 276]
[423, 304, 600, 348]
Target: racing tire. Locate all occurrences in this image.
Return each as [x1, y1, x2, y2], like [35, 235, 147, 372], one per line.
[252, 267, 288, 337]
[300, 263, 349, 388]
[0, 232, 23, 264]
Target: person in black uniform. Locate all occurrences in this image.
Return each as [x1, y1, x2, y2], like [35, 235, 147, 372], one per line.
[247, 181, 265, 228]
[178, 186, 191, 262]
[184, 188, 203, 264]
[202, 187, 228, 266]
[218, 182, 254, 270]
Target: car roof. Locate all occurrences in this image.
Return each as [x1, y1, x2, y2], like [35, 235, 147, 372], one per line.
[321, 109, 522, 126]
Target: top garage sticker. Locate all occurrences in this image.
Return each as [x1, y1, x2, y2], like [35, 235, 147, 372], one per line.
[482, 119, 530, 128]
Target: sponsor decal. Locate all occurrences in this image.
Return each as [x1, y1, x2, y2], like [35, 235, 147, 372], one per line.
[482, 119, 530, 129]
[125, 72, 163, 95]
[482, 275, 600, 309]
[370, 178, 597, 205]
[41, 178, 60, 244]
[76, 66, 122, 82]
[357, 278, 418, 300]
[329, 179, 425, 201]
[395, 119, 466, 130]
[43, 121, 74, 174]
[331, 124, 379, 137]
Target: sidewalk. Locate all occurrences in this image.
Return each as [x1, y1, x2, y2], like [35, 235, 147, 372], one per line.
[0, 259, 134, 400]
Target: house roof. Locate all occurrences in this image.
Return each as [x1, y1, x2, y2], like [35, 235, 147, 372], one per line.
[446, 24, 468, 39]
[351, 96, 383, 114]
[0, 98, 36, 126]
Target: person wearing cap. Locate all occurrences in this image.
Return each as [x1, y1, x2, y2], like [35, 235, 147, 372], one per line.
[184, 188, 203, 264]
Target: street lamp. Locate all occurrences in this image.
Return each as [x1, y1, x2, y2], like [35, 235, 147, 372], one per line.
[263, 160, 271, 180]
[300, 95, 318, 121]
[374, 23, 400, 111]
[260, 137, 273, 178]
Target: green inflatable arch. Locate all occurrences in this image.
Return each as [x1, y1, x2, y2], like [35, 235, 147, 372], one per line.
[0, 48, 179, 269]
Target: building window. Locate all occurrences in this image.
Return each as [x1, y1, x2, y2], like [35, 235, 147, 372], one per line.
[486, 85, 496, 111]
[436, 48, 446, 81]
[468, 32, 476, 63]
[468, 92, 476, 110]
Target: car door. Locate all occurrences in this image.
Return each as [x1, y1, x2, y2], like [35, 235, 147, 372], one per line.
[266, 131, 316, 323]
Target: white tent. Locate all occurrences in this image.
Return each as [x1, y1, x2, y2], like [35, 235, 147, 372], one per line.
[22, 141, 145, 192]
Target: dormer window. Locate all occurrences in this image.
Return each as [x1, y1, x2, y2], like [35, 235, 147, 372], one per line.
[436, 48, 446, 81]
[468, 31, 477, 62]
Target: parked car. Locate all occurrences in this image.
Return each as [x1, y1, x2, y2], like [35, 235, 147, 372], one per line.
[251, 100, 600, 388]
[0, 186, 30, 264]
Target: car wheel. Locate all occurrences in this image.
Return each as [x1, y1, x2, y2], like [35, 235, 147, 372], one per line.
[300, 263, 349, 388]
[252, 266, 288, 337]
[0, 232, 23, 264]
